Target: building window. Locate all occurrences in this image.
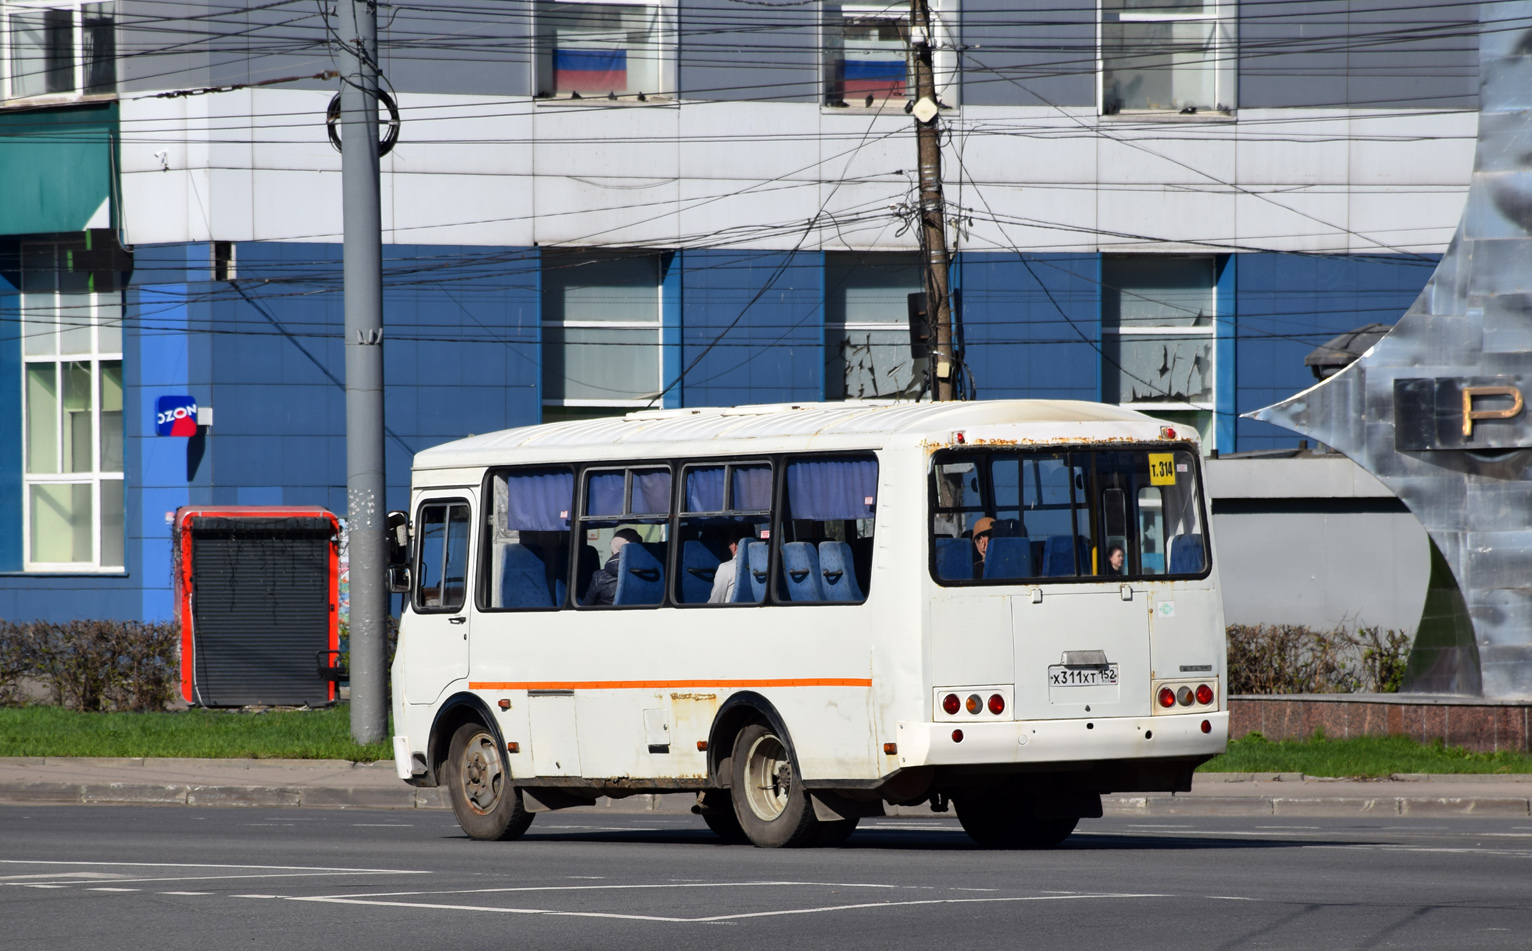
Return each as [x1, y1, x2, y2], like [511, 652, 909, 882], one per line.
[1101, 0, 1233, 115]
[1101, 256, 1216, 438]
[824, 3, 956, 110]
[825, 252, 924, 400]
[825, 8, 910, 108]
[2, 2, 116, 102]
[534, 0, 671, 100]
[19, 238, 124, 571]
[541, 251, 663, 417]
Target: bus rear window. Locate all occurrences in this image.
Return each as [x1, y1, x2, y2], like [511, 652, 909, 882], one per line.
[930, 447, 1207, 584]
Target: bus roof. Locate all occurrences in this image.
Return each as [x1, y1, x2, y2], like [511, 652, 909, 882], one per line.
[413, 400, 1171, 471]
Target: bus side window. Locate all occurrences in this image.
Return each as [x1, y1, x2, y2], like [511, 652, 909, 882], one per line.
[776, 456, 877, 603]
[674, 462, 771, 605]
[484, 467, 575, 610]
[577, 465, 672, 608]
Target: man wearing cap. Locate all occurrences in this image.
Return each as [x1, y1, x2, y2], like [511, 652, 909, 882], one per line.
[581, 527, 644, 606]
[970, 516, 996, 575]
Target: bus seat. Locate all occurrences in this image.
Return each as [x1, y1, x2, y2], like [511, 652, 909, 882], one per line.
[1169, 533, 1206, 574]
[992, 518, 1025, 537]
[982, 535, 1032, 579]
[613, 542, 665, 605]
[935, 537, 973, 580]
[743, 539, 770, 602]
[818, 541, 864, 601]
[729, 539, 763, 603]
[1042, 535, 1082, 576]
[498, 543, 553, 608]
[780, 541, 824, 601]
[680, 539, 721, 603]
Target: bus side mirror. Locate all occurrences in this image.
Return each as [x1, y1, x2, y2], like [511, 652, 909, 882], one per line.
[387, 563, 411, 594]
[386, 510, 411, 593]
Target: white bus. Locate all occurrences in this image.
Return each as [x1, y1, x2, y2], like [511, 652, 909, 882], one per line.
[389, 400, 1228, 848]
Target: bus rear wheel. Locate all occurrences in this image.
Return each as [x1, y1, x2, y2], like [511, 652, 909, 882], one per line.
[954, 791, 1078, 849]
[445, 722, 534, 841]
[730, 721, 820, 848]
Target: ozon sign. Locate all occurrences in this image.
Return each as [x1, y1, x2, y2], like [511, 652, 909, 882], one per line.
[155, 395, 199, 437]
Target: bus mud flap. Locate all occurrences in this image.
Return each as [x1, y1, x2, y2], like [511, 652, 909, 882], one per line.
[809, 791, 887, 822]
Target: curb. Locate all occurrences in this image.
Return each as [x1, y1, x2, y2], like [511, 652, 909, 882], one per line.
[1, 780, 1527, 817]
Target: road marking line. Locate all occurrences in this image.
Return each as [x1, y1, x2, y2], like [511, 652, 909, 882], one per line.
[160, 892, 212, 896]
[0, 872, 121, 882]
[263, 892, 1169, 923]
[9, 871, 424, 888]
[305, 881, 906, 901]
[88, 888, 139, 892]
[0, 860, 423, 873]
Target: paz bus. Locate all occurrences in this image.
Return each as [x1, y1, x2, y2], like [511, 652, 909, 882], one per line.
[388, 400, 1228, 848]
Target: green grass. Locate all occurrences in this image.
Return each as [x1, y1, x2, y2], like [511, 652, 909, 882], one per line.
[1200, 732, 1532, 778]
[0, 705, 392, 762]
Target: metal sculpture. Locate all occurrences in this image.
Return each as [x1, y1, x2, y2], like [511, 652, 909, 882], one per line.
[1250, 6, 1532, 698]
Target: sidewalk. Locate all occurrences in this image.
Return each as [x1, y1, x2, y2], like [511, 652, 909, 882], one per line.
[1, 757, 1529, 817]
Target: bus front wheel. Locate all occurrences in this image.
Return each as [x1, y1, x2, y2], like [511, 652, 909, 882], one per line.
[954, 791, 1078, 849]
[730, 721, 820, 848]
[445, 722, 535, 841]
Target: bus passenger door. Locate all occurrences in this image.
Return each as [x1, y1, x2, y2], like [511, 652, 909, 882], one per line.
[402, 496, 474, 706]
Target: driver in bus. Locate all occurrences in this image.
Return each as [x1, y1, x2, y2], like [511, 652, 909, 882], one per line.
[581, 528, 644, 606]
[1105, 544, 1125, 575]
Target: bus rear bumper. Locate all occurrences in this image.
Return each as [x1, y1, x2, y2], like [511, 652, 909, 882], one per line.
[895, 712, 1228, 768]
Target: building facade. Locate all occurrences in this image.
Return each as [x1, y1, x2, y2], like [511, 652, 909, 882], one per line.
[0, 0, 1478, 620]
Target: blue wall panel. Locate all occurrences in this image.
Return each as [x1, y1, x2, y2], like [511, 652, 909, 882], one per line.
[679, 250, 822, 408]
[956, 252, 1101, 401]
[1233, 252, 1435, 451]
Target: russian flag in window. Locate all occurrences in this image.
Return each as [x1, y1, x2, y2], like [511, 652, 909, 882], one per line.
[556, 49, 627, 93]
[843, 56, 905, 99]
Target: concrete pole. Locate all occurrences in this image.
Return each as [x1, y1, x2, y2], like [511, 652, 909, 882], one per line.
[337, 0, 388, 744]
[910, 0, 955, 401]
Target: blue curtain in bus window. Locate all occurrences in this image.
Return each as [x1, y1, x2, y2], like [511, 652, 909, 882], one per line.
[786, 458, 878, 520]
[731, 463, 772, 511]
[587, 471, 625, 516]
[505, 469, 574, 531]
[632, 468, 672, 515]
[685, 466, 725, 512]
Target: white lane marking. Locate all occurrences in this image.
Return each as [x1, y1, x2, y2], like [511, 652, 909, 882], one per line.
[351, 824, 413, 828]
[21, 885, 68, 889]
[308, 881, 906, 901]
[1309, 844, 1532, 858]
[861, 823, 959, 831]
[88, 888, 139, 892]
[160, 892, 211, 896]
[0, 872, 121, 882]
[0, 860, 422, 873]
[1254, 826, 1321, 830]
[267, 892, 1170, 923]
[9, 871, 424, 888]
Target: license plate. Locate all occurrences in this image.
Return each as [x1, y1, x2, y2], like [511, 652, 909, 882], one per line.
[1048, 664, 1119, 687]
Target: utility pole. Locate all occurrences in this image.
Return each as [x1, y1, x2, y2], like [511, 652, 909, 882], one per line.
[338, 0, 388, 744]
[909, 0, 955, 401]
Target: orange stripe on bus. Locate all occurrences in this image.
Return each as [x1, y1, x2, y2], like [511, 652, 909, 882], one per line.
[467, 678, 873, 690]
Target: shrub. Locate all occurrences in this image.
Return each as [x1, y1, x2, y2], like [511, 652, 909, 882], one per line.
[0, 620, 179, 712]
[1226, 624, 1411, 695]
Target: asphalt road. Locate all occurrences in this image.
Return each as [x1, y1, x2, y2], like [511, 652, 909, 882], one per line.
[3, 806, 1528, 950]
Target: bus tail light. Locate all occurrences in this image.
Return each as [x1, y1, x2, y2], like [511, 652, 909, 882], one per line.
[1177, 686, 1195, 706]
[1158, 687, 1176, 708]
[965, 694, 983, 715]
[988, 693, 1005, 715]
[942, 693, 961, 715]
[951, 729, 964, 743]
[1196, 683, 1214, 705]
[1201, 720, 1212, 734]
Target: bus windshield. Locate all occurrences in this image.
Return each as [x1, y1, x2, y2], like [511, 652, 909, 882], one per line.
[930, 446, 1208, 584]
